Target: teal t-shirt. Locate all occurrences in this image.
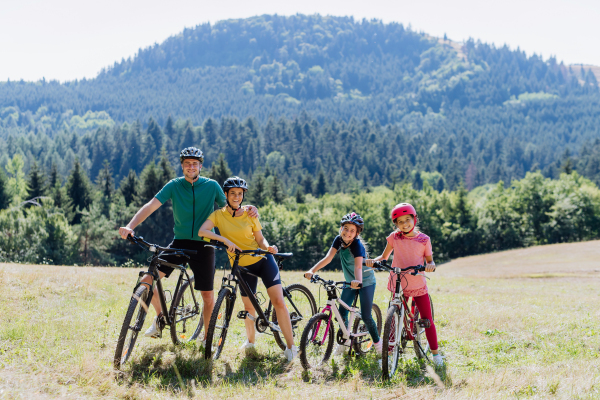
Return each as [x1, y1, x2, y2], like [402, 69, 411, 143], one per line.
[331, 236, 376, 287]
[155, 177, 227, 240]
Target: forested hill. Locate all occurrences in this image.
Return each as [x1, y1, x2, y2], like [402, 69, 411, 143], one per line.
[1, 14, 598, 126]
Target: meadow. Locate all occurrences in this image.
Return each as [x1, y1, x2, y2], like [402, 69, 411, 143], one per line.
[0, 240, 599, 399]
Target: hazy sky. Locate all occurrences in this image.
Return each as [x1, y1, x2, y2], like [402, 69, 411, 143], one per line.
[1, 0, 597, 82]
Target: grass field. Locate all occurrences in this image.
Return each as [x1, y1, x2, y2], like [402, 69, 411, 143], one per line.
[1, 240, 599, 399]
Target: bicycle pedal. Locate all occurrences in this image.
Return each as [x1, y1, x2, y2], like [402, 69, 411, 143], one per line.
[237, 311, 248, 319]
[418, 319, 431, 328]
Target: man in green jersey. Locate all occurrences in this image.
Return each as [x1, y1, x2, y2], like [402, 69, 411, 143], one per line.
[118, 147, 259, 339]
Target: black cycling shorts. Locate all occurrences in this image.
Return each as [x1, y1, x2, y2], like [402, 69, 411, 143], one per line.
[239, 254, 282, 297]
[157, 239, 215, 291]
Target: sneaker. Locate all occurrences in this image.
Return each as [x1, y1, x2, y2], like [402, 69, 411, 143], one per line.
[284, 345, 298, 362]
[144, 316, 162, 338]
[373, 339, 382, 355]
[432, 354, 445, 367]
[333, 343, 347, 356]
[240, 340, 259, 358]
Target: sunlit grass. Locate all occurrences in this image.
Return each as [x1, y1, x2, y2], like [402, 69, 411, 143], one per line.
[0, 241, 599, 399]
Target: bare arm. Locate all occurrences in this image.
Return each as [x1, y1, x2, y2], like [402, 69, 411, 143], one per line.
[365, 242, 394, 266]
[304, 247, 338, 279]
[350, 256, 364, 289]
[198, 220, 240, 253]
[253, 230, 278, 253]
[118, 198, 162, 239]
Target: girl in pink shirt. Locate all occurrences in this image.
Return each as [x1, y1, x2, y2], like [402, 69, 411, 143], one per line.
[366, 202, 444, 366]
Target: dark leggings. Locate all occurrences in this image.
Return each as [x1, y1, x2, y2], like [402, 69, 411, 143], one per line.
[339, 284, 380, 343]
[407, 294, 438, 351]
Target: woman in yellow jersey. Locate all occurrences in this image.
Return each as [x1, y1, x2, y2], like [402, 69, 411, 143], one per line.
[198, 176, 297, 361]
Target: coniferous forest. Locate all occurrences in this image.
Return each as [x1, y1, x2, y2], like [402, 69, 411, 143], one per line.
[1, 14, 600, 267]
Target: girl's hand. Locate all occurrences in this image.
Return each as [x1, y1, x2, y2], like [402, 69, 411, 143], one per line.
[267, 245, 278, 254]
[350, 280, 361, 289]
[425, 263, 436, 272]
[304, 271, 314, 280]
[365, 259, 374, 267]
[224, 240, 241, 253]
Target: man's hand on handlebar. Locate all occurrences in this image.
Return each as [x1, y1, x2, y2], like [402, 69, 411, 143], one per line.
[119, 226, 134, 240]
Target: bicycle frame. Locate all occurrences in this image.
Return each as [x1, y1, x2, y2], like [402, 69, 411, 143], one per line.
[311, 280, 368, 346]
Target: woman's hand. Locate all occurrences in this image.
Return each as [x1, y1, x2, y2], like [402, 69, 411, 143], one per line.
[224, 239, 241, 253]
[350, 280, 362, 289]
[267, 245, 278, 254]
[304, 271, 314, 280]
[425, 263, 436, 273]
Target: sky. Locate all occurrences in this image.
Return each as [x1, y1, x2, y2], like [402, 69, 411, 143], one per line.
[1, 0, 598, 82]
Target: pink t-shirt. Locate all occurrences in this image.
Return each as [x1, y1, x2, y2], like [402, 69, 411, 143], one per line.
[386, 231, 433, 297]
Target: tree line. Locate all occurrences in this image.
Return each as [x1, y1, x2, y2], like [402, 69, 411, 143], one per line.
[1, 147, 599, 268]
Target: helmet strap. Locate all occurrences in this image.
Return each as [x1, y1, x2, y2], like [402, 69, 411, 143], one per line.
[226, 192, 244, 217]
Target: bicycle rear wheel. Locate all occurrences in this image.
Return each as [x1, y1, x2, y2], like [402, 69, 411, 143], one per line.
[299, 312, 334, 370]
[272, 283, 317, 351]
[352, 303, 382, 355]
[170, 277, 204, 345]
[381, 306, 402, 380]
[204, 287, 233, 360]
[114, 285, 149, 369]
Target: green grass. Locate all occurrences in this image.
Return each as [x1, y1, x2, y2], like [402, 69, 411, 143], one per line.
[0, 254, 599, 399]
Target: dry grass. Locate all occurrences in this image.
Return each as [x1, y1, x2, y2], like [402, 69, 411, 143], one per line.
[0, 240, 599, 399]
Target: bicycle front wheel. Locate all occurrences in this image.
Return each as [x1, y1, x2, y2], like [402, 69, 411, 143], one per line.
[299, 312, 334, 370]
[352, 303, 382, 355]
[272, 283, 317, 351]
[204, 287, 234, 360]
[114, 284, 149, 369]
[381, 306, 402, 380]
[413, 297, 433, 360]
[170, 277, 204, 345]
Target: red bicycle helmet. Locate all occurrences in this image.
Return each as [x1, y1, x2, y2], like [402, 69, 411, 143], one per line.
[391, 203, 418, 234]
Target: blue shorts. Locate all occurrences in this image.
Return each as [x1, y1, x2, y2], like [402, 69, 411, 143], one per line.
[239, 254, 281, 296]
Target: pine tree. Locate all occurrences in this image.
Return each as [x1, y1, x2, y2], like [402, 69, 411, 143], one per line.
[26, 161, 46, 201]
[302, 174, 314, 195]
[5, 154, 29, 205]
[119, 170, 139, 207]
[315, 170, 327, 197]
[158, 148, 176, 184]
[295, 188, 305, 204]
[96, 160, 114, 217]
[209, 154, 232, 185]
[270, 174, 285, 203]
[250, 173, 267, 207]
[47, 163, 66, 209]
[0, 168, 10, 210]
[65, 158, 93, 224]
[147, 117, 163, 151]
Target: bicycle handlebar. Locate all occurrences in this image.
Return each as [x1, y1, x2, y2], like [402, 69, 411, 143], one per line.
[127, 234, 198, 256]
[365, 260, 425, 275]
[309, 274, 362, 289]
[204, 240, 293, 259]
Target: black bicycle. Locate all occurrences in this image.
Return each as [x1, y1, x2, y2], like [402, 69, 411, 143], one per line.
[114, 235, 204, 369]
[204, 242, 317, 360]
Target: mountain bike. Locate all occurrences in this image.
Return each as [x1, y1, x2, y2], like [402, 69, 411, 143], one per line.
[114, 235, 204, 369]
[203, 243, 317, 360]
[299, 275, 382, 370]
[372, 260, 435, 380]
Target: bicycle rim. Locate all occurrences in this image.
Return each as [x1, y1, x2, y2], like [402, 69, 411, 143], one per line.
[382, 306, 401, 380]
[114, 285, 148, 369]
[299, 313, 334, 370]
[170, 279, 204, 345]
[272, 283, 317, 351]
[205, 288, 232, 360]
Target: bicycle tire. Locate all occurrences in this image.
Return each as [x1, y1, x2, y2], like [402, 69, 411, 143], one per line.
[381, 306, 402, 380]
[352, 303, 382, 355]
[299, 312, 335, 370]
[204, 287, 233, 360]
[170, 277, 204, 345]
[114, 284, 149, 369]
[413, 301, 432, 360]
[272, 283, 317, 351]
